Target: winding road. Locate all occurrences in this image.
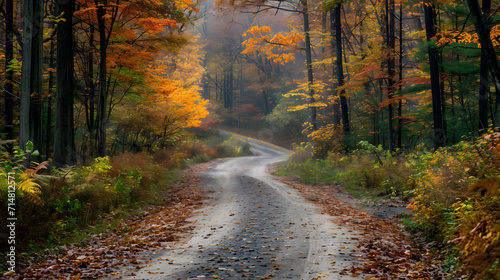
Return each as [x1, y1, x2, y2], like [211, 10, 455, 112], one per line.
[116, 138, 365, 280]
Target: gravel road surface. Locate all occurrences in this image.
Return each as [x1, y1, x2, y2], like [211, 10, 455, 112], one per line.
[116, 139, 365, 280]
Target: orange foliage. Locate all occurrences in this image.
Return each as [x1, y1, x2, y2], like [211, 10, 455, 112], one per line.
[434, 24, 500, 47]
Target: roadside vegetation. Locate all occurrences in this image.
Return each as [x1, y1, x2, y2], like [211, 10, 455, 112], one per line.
[277, 131, 500, 279]
[0, 130, 250, 273]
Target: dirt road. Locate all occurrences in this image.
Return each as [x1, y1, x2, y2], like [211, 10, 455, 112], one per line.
[115, 140, 365, 280]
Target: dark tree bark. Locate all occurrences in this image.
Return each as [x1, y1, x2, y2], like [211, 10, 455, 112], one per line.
[397, 3, 403, 149]
[229, 63, 234, 108]
[20, 0, 44, 155]
[4, 0, 14, 153]
[332, 6, 349, 132]
[202, 54, 210, 100]
[223, 69, 229, 108]
[87, 27, 96, 134]
[466, 0, 500, 127]
[302, 0, 317, 131]
[386, 0, 395, 150]
[53, 0, 76, 165]
[96, 0, 108, 157]
[330, 10, 341, 127]
[478, 0, 491, 131]
[424, 0, 444, 149]
[45, 32, 55, 161]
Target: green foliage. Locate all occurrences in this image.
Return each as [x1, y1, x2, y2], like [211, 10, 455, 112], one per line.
[72, 156, 112, 181]
[218, 136, 251, 157]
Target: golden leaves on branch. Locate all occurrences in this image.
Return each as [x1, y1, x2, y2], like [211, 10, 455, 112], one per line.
[433, 24, 500, 47]
[241, 25, 303, 65]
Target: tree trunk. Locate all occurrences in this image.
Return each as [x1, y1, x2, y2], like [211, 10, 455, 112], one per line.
[302, 0, 317, 131]
[397, 2, 403, 149]
[330, 10, 340, 126]
[96, 0, 108, 157]
[202, 54, 210, 100]
[223, 69, 228, 108]
[478, 0, 491, 131]
[20, 0, 44, 157]
[88, 27, 95, 134]
[386, 0, 395, 151]
[229, 63, 234, 108]
[466, 0, 500, 127]
[424, 0, 444, 149]
[333, 6, 350, 132]
[262, 90, 270, 114]
[45, 33, 55, 161]
[4, 0, 14, 153]
[215, 72, 219, 103]
[53, 0, 76, 165]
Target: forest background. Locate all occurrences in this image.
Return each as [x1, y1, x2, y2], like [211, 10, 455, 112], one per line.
[1, 0, 500, 278]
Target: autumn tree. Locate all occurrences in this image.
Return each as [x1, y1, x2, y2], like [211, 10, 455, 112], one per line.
[72, 0, 201, 157]
[112, 37, 209, 150]
[218, 0, 320, 130]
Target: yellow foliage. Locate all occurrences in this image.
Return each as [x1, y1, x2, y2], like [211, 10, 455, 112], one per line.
[1, 171, 43, 206]
[308, 124, 344, 156]
[435, 23, 500, 47]
[241, 25, 302, 65]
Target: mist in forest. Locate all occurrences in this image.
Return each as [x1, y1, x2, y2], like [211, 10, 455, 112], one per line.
[191, 0, 309, 146]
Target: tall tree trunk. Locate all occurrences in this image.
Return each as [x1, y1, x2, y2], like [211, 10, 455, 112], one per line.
[329, 11, 340, 126]
[424, 0, 444, 149]
[334, 6, 350, 132]
[20, 0, 44, 157]
[96, 0, 108, 157]
[45, 32, 55, 161]
[478, 0, 491, 131]
[4, 0, 14, 153]
[239, 64, 243, 105]
[202, 54, 210, 100]
[215, 72, 219, 103]
[386, 0, 395, 151]
[302, 0, 317, 131]
[397, 2, 403, 149]
[88, 27, 95, 134]
[229, 63, 234, 108]
[53, 0, 76, 165]
[223, 69, 228, 108]
[262, 90, 270, 114]
[466, 0, 500, 127]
